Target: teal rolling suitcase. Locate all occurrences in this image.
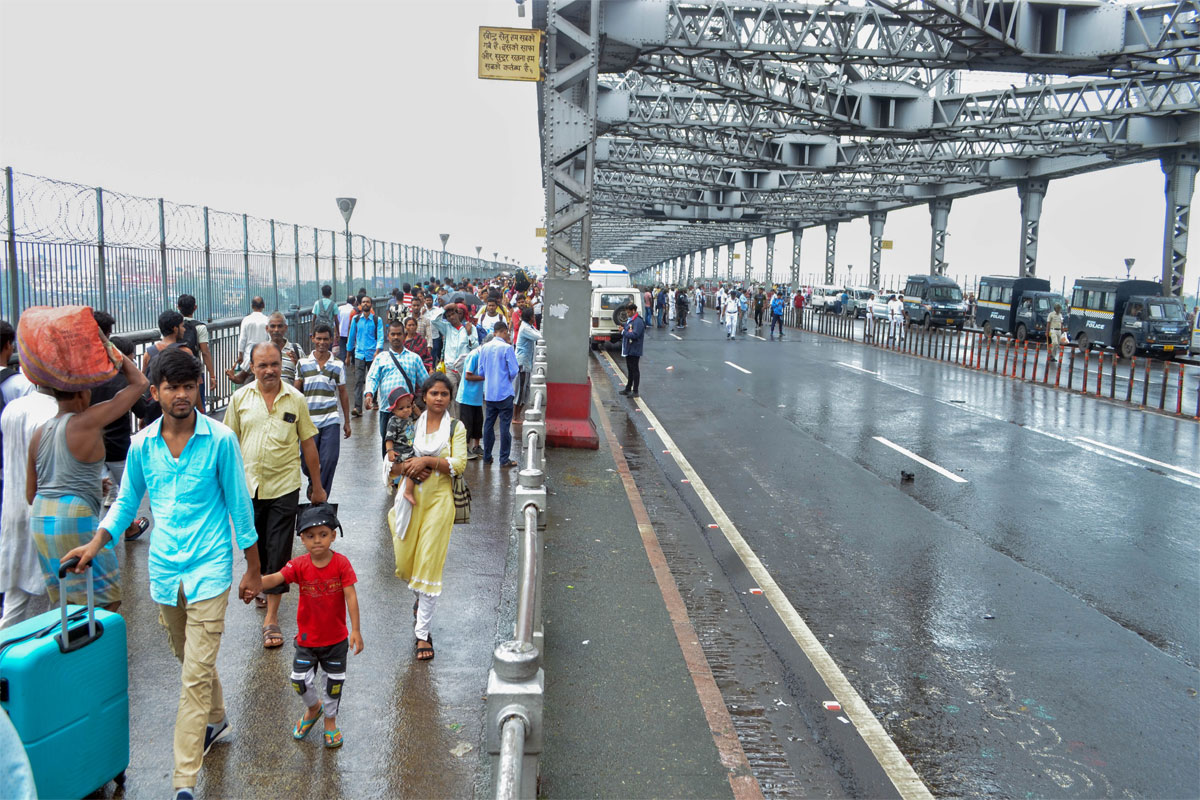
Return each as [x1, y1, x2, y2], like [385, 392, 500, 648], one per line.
[0, 558, 129, 798]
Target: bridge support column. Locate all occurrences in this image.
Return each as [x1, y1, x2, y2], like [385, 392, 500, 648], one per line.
[699, 248, 706, 281]
[727, 242, 735, 281]
[825, 222, 838, 284]
[711, 246, 720, 285]
[744, 238, 753, 286]
[765, 233, 775, 287]
[790, 226, 802, 291]
[868, 212, 887, 288]
[541, 0, 600, 450]
[1017, 180, 1048, 278]
[688, 252, 696, 285]
[1160, 149, 1198, 296]
[929, 199, 952, 276]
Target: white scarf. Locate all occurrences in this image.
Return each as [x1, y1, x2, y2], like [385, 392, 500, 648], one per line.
[413, 410, 452, 458]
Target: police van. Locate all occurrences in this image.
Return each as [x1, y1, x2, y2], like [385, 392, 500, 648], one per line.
[975, 276, 1053, 337]
[902, 274, 966, 329]
[589, 259, 644, 349]
[1067, 278, 1191, 358]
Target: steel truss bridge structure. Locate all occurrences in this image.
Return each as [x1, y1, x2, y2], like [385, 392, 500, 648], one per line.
[534, 0, 1200, 295]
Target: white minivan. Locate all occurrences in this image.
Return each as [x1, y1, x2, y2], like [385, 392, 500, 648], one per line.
[589, 259, 644, 349]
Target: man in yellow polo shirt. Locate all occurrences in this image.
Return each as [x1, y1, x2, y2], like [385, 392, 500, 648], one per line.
[225, 341, 327, 649]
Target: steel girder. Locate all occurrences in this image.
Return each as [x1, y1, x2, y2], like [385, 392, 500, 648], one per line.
[601, 0, 1200, 77]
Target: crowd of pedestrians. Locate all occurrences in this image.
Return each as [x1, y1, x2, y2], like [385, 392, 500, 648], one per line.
[0, 273, 544, 798]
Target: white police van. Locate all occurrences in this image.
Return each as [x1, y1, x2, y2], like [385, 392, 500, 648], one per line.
[589, 259, 644, 350]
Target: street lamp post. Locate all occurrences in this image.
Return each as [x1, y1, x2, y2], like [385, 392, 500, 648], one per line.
[335, 197, 357, 300]
[476, 246, 482, 279]
[440, 233, 450, 280]
[1124, 257, 1136, 280]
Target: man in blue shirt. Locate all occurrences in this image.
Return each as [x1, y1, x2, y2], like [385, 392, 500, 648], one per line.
[63, 348, 261, 800]
[347, 297, 384, 417]
[476, 320, 520, 467]
[770, 290, 786, 338]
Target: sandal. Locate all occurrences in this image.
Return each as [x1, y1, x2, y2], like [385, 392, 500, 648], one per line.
[293, 709, 322, 740]
[262, 624, 284, 648]
[323, 728, 343, 749]
[415, 635, 434, 662]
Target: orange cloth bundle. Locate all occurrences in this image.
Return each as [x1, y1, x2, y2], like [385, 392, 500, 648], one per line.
[17, 305, 118, 391]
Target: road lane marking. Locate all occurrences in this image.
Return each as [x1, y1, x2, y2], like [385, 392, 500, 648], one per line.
[836, 361, 879, 376]
[701, 319, 713, 324]
[600, 351, 933, 800]
[725, 361, 752, 374]
[670, 333, 683, 340]
[1074, 437, 1200, 480]
[592, 386, 764, 800]
[872, 437, 969, 483]
[749, 333, 766, 341]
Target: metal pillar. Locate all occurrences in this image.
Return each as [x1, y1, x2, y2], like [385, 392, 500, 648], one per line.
[293, 224, 301, 308]
[765, 233, 775, 287]
[159, 199, 169, 310]
[269, 220, 279, 312]
[242, 214, 251, 307]
[727, 243, 735, 280]
[203, 208, 213, 319]
[543, 0, 599, 279]
[868, 212, 886, 288]
[825, 222, 838, 284]
[5, 168, 20, 320]
[1017, 180, 1048, 278]
[711, 246, 719, 284]
[790, 225, 802, 291]
[1160, 149, 1198, 296]
[687, 252, 694, 284]
[94, 186, 107, 314]
[744, 238, 753, 286]
[929, 199, 952, 276]
[699, 248, 706, 281]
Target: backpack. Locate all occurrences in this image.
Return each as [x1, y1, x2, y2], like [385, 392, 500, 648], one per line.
[180, 319, 201, 356]
[313, 298, 338, 331]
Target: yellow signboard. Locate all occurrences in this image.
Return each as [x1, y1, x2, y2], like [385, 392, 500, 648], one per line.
[733, 253, 742, 259]
[880, 240, 894, 250]
[535, 227, 546, 237]
[479, 27, 543, 81]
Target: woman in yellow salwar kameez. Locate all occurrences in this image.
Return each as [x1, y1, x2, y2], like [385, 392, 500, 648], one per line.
[388, 373, 466, 661]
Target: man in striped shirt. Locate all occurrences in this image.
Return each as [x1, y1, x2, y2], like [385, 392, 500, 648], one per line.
[295, 323, 351, 499]
[364, 319, 429, 456]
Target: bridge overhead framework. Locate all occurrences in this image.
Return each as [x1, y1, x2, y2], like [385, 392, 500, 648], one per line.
[535, 0, 1200, 294]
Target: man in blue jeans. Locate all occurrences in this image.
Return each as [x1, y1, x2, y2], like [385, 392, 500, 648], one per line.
[476, 320, 520, 467]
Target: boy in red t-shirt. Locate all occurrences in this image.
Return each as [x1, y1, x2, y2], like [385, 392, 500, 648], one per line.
[261, 504, 363, 749]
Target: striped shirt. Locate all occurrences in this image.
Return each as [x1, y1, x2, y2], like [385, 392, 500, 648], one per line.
[296, 354, 347, 428]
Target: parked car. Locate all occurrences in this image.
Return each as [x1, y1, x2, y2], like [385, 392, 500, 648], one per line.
[810, 285, 843, 312]
[844, 287, 876, 318]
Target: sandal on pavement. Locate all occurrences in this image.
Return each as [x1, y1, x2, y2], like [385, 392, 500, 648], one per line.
[293, 709, 323, 740]
[262, 624, 284, 648]
[323, 728, 344, 749]
[416, 635, 435, 662]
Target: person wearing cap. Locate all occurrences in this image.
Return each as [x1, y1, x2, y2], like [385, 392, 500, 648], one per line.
[261, 503, 361, 750]
[383, 388, 418, 504]
[225, 341, 326, 650]
[63, 348, 262, 800]
[364, 319, 429, 456]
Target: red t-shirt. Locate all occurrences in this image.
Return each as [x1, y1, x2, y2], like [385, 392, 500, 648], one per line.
[280, 552, 358, 647]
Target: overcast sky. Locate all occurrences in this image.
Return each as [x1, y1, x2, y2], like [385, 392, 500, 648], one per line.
[2, 0, 1195, 297]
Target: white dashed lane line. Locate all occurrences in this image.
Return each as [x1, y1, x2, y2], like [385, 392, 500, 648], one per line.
[1074, 437, 1200, 480]
[872, 436, 969, 483]
[725, 361, 752, 374]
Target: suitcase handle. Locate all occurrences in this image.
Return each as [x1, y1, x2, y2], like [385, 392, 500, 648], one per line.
[55, 557, 100, 654]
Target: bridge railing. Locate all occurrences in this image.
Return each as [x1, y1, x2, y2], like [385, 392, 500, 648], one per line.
[2, 167, 509, 332]
[488, 340, 548, 800]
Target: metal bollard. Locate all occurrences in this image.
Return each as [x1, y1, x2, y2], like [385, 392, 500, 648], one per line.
[1158, 362, 1170, 410]
[1177, 363, 1185, 415]
[1095, 351, 1104, 396]
[1110, 353, 1118, 399]
[487, 641, 543, 800]
[1127, 357, 1137, 403]
[1080, 347, 1089, 392]
[1030, 342, 1040, 382]
[1141, 357, 1151, 406]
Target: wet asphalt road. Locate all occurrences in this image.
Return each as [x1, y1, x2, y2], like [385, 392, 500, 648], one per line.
[596, 311, 1200, 798]
[87, 410, 516, 799]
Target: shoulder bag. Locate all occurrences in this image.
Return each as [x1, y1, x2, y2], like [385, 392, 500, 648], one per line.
[449, 419, 471, 524]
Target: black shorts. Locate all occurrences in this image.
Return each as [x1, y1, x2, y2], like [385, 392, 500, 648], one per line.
[253, 489, 299, 594]
[294, 636, 349, 670]
[459, 403, 484, 440]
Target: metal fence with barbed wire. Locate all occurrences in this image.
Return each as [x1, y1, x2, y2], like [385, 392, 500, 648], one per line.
[1, 167, 508, 333]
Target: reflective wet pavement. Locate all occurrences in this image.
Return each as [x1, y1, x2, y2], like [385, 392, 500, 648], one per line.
[92, 410, 515, 798]
[593, 314, 1199, 798]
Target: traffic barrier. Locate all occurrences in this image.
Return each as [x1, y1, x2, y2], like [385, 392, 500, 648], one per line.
[1177, 363, 1185, 415]
[1158, 362, 1170, 410]
[1127, 357, 1137, 403]
[1109, 354, 1118, 400]
[1030, 342, 1040, 382]
[1095, 351, 1104, 396]
[1142, 358, 1151, 407]
[1080, 348, 1089, 393]
[1020, 341, 1029, 381]
[489, 341, 548, 800]
[1054, 350, 1064, 387]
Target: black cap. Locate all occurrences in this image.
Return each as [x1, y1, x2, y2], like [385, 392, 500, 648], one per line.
[296, 503, 341, 536]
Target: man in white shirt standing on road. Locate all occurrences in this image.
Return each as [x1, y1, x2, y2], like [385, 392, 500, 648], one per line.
[887, 293, 905, 343]
[235, 296, 269, 373]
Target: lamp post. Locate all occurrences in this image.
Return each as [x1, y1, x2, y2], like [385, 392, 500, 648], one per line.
[475, 245, 482, 278]
[439, 233, 450, 279]
[335, 197, 357, 300]
[1124, 257, 1135, 280]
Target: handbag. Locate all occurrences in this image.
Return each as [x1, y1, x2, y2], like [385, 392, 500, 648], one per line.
[449, 420, 471, 524]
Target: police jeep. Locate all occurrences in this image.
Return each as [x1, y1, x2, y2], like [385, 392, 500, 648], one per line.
[1066, 278, 1191, 359]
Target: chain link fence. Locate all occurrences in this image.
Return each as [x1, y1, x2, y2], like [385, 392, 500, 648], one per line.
[2, 168, 508, 333]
